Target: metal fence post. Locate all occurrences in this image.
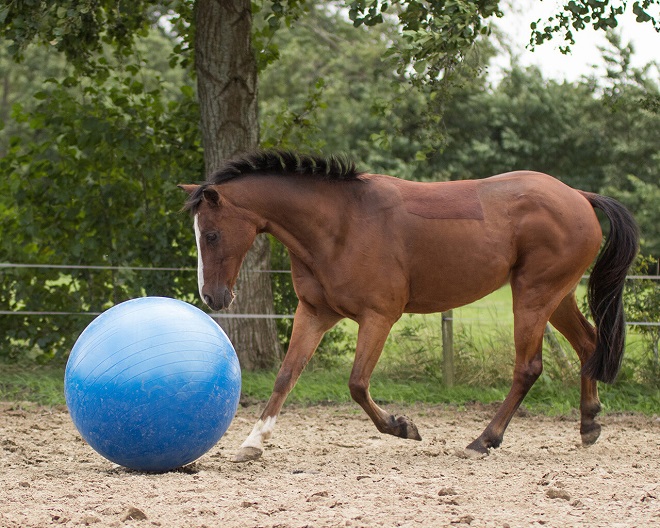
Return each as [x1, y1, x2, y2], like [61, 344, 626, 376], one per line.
[442, 310, 454, 387]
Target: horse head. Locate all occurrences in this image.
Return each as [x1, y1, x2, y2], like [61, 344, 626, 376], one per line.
[179, 184, 258, 311]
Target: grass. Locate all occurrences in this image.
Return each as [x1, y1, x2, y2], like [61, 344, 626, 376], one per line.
[2, 283, 657, 415]
[0, 364, 69, 406]
[245, 367, 660, 415]
[1, 362, 658, 416]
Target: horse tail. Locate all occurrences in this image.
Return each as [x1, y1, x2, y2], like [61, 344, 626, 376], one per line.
[579, 191, 639, 383]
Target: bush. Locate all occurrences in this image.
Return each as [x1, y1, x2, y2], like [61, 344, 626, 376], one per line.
[0, 65, 202, 362]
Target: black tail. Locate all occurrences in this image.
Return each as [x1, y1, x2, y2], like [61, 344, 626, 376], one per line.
[579, 192, 639, 383]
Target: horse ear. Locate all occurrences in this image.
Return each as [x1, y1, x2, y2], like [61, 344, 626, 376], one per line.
[202, 187, 221, 207]
[177, 184, 198, 196]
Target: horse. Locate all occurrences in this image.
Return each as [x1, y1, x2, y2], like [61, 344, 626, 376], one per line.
[180, 150, 639, 462]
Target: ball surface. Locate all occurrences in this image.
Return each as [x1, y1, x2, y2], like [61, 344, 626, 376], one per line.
[64, 297, 241, 472]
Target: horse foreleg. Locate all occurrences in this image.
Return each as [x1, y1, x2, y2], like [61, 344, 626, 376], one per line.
[466, 309, 546, 455]
[349, 313, 422, 441]
[231, 303, 341, 462]
[549, 293, 601, 446]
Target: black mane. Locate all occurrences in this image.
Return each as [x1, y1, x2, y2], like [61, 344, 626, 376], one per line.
[211, 150, 362, 184]
[184, 150, 363, 213]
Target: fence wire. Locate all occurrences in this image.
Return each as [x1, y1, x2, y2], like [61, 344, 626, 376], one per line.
[1, 263, 658, 326]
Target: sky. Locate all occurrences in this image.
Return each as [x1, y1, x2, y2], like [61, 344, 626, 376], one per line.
[489, 0, 660, 82]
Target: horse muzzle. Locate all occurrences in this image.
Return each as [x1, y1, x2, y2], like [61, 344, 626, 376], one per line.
[202, 286, 234, 311]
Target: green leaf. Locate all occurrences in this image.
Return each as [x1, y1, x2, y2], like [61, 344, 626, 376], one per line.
[364, 13, 383, 26]
[632, 2, 652, 23]
[0, 6, 9, 24]
[268, 15, 280, 28]
[180, 85, 194, 98]
[129, 80, 144, 94]
[413, 60, 427, 74]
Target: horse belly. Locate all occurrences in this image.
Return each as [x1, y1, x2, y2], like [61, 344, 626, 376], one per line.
[404, 223, 513, 313]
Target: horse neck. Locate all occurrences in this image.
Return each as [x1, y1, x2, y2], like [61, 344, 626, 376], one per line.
[222, 175, 352, 262]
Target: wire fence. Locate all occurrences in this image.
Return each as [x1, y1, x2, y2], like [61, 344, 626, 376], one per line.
[1, 262, 658, 326]
[0, 262, 294, 320]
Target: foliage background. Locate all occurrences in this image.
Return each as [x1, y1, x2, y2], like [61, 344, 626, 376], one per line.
[0, 3, 658, 390]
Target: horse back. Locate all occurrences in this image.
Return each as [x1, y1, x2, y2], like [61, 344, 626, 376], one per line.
[363, 172, 602, 313]
[376, 170, 599, 235]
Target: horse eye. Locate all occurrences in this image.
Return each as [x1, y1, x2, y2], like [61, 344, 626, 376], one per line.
[205, 232, 219, 244]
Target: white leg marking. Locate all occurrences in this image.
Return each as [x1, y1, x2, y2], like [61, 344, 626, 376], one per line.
[240, 416, 277, 452]
[193, 214, 205, 301]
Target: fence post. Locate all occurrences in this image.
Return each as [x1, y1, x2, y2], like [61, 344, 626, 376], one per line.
[442, 310, 454, 387]
[543, 323, 573, 376]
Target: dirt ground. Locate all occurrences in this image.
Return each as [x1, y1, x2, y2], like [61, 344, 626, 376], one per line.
[1, 401, 658, 528]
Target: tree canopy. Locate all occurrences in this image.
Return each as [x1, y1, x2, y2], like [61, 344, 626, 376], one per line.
[1, 1, 658, 363]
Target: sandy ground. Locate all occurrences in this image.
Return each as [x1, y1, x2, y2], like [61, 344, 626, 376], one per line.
[1, 401, 658, 528]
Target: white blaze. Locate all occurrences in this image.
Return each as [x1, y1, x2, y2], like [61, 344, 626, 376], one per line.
[193, 214, 204, 301]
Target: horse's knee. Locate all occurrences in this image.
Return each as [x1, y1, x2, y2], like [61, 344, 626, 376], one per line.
[528, 356, 543, 378]
[273, 368, 293, 395]
[516, 355, 543, 389]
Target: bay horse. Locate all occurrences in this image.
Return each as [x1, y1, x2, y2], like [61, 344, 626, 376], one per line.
[180, 150, 638, 462]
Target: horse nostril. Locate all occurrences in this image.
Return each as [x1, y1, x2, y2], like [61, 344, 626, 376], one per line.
[203, 294, 213, 307]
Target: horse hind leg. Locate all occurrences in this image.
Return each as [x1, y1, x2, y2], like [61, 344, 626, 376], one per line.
[466, 308, 546, 454]
[549, 291, 602, 446]
[465, 268, 575, 454]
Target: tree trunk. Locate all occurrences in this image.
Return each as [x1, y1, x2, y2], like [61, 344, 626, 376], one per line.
[194, 0, 281, 370]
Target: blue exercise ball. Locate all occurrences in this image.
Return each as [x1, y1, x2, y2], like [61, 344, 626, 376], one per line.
[64, 297, 241, 472]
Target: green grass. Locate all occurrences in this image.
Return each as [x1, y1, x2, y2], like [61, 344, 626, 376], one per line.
[0, 364, 69, 406]
[2, 362, 657, 416]
[2, 282, 657, 414]
[243, 367, 659, 415]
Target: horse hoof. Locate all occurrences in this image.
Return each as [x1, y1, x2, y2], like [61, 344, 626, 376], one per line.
[461, 447, 487, 459]
[581, 422, 601, 446]
[396, 416, 422, 440]
[230, 446, 263, 463]
[465, 438, 489, 456]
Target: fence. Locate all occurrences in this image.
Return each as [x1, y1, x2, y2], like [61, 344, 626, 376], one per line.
[0, 262, 294, 319]
[3, 262, 658, 317]
[2, 263, 658, 382]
